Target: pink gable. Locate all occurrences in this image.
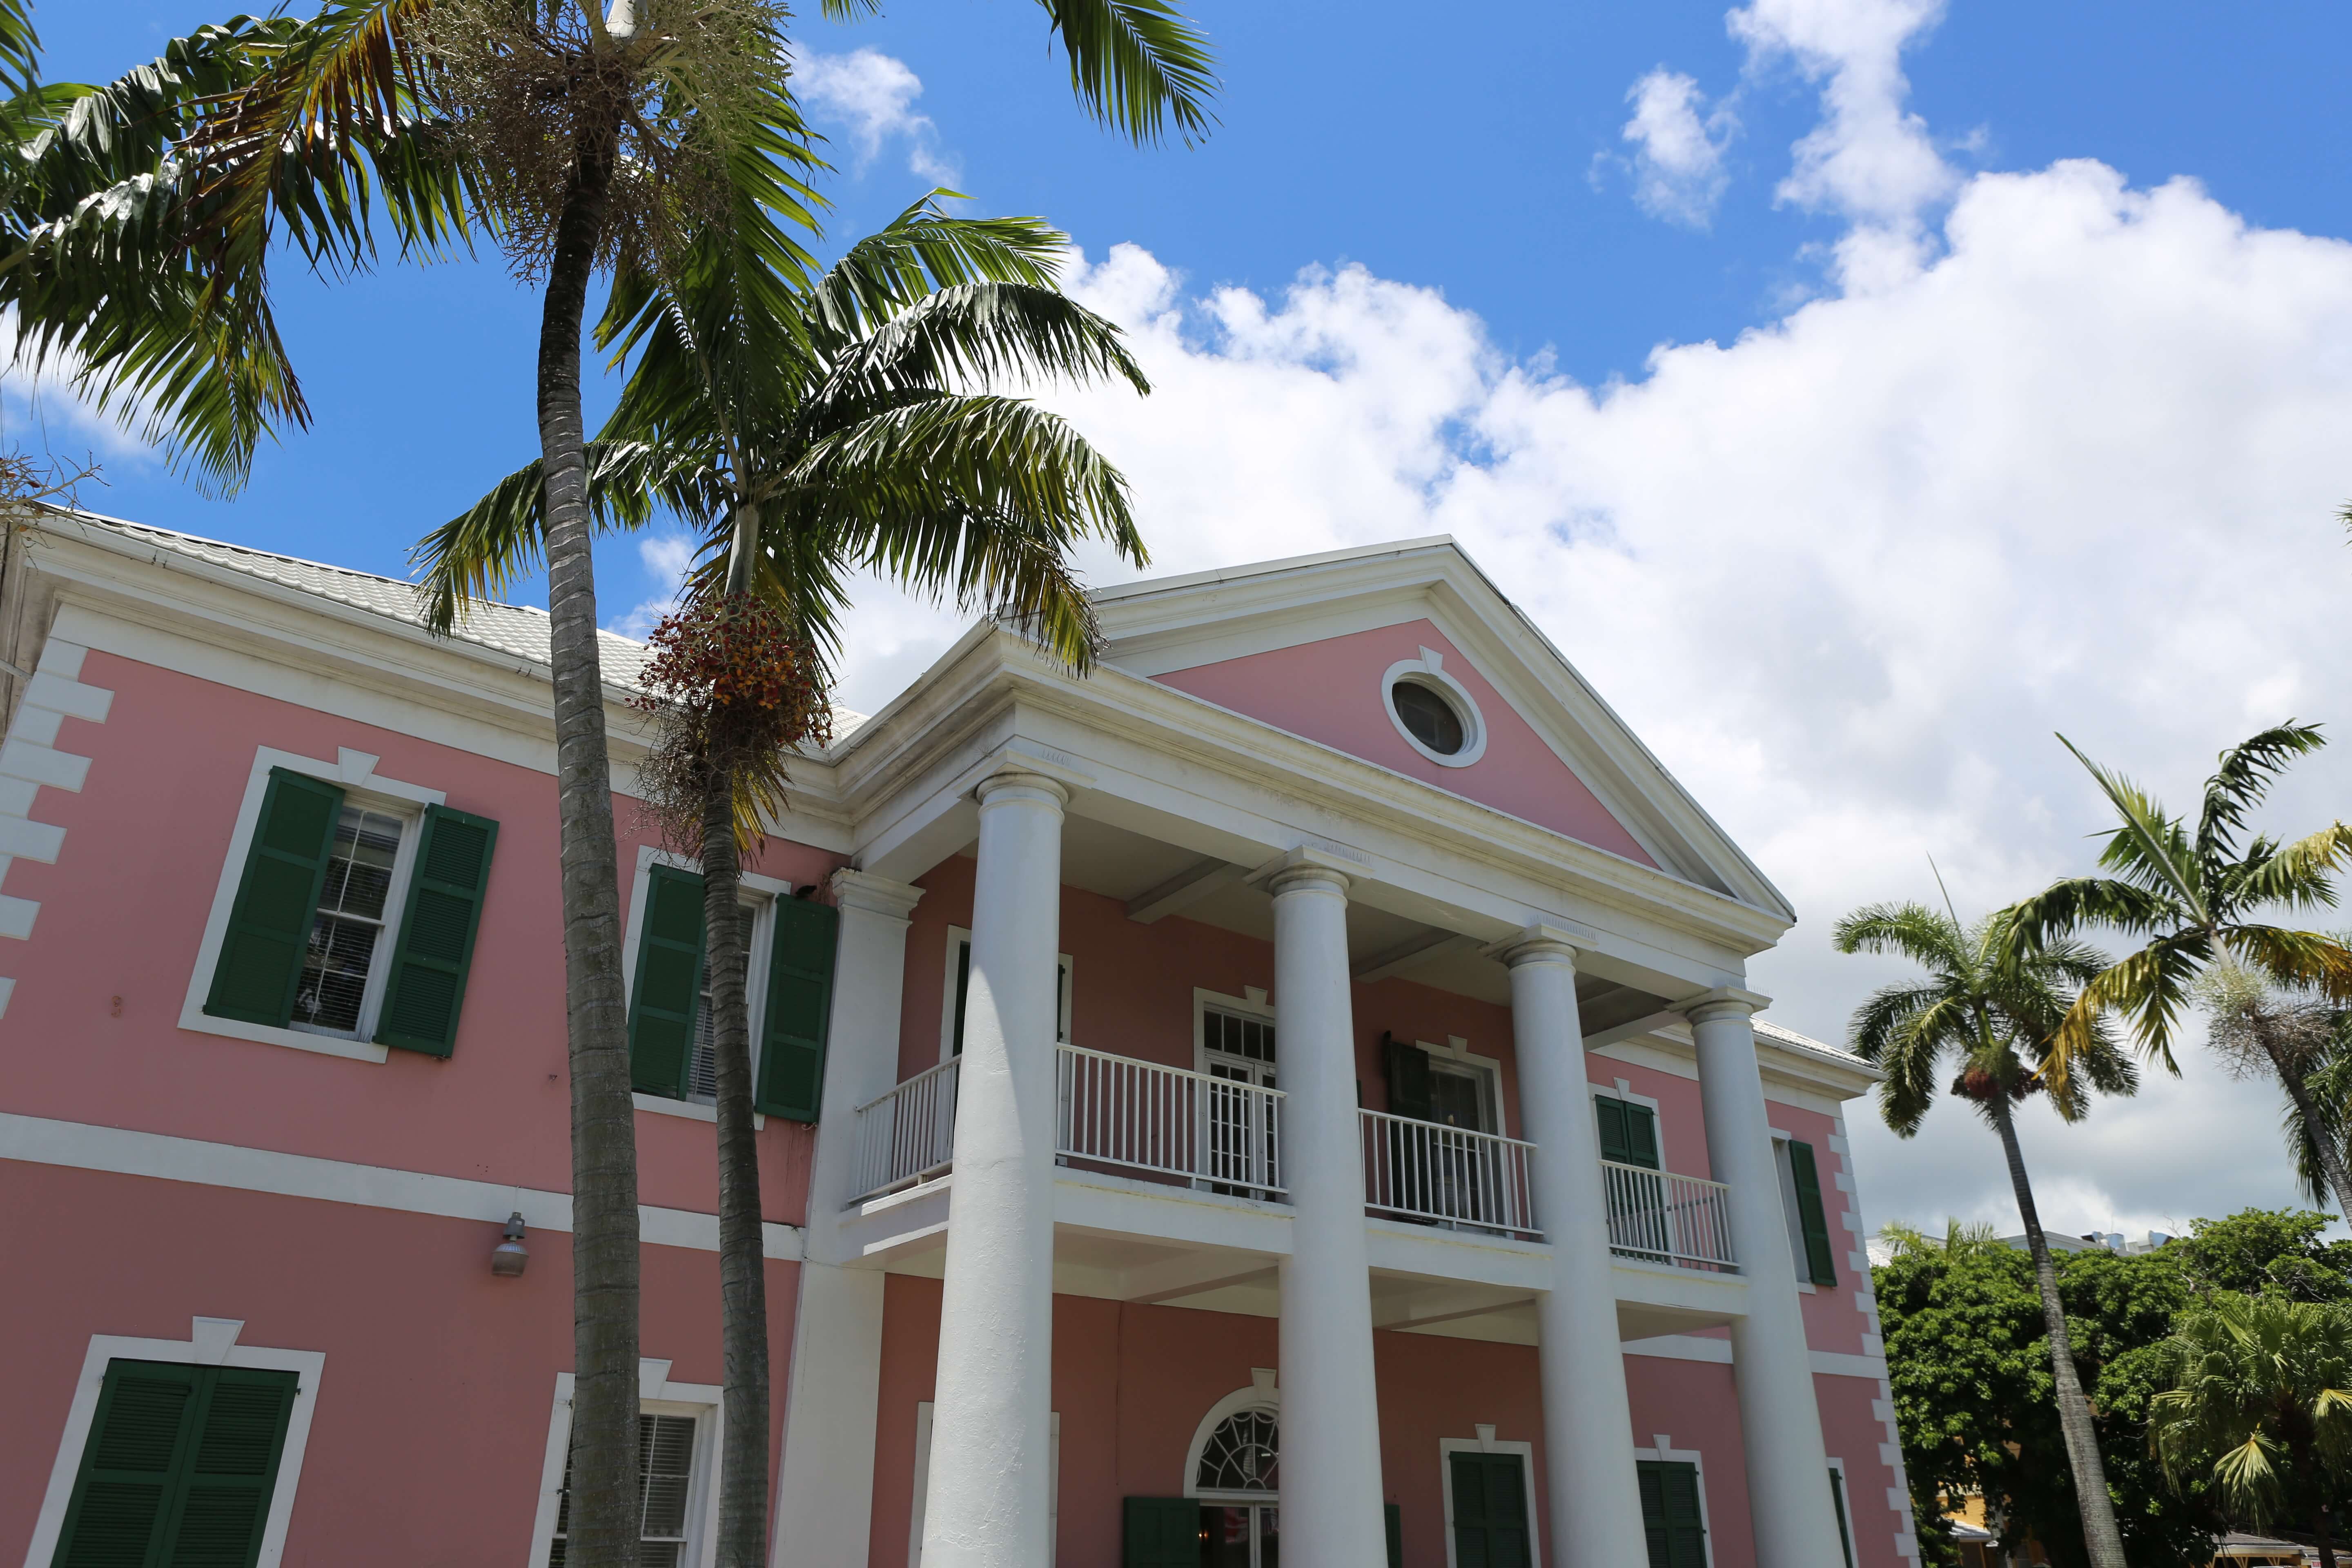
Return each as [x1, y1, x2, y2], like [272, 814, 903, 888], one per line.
[1152, 619, 1657, 865]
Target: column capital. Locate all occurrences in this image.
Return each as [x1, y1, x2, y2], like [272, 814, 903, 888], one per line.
[1248, 844, 1359, 899]
[831, 867, 924, 923]
[974, 768, 1071, 811]
[1483, 920, 1600, 968]
[1674, 985, 1773, 1024]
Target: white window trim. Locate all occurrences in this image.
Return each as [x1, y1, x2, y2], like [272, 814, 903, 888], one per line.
[1631, 1433, 1718, 1568]
[1380, 646, 1489, 768]
[619, 844, 791, 1126]
[1437, 1427, 1541, 1568]
[938, 924, 1074, 1064]
[1191, 986, 1276, 1078]
[1588, 1077, 1670, 1171]
[1418, 1034, 1508, 1138]
[178, 746, 447, 1064]
[524, 1359, 723, 1568]
[1183, 1370, 1281, 1505]
[24, 1316, 327, 1568]
[1770, 1127, 1819, 1294]
[909, 1402, 1058, 1567]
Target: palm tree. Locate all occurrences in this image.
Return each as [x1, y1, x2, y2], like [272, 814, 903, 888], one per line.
[5, 9, 1211, 1562]
[417, 196, 1148, 1566]
[1836, 896, 2138, 1568]
[2151, 1292, 2352, 1566]
[2008, 725, 2352, 1227]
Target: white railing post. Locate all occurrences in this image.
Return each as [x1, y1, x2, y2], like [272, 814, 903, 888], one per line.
[1356, 1108, 1542, 1240]
[1051, 1044, 1287, 1196]
[1597, 1157, 1738, 1271]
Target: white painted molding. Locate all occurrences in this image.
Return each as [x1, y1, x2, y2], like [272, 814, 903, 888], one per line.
[0, 637, 113, 1012]
[525, 1364, 725, 1568]
[0, 1111, 805, 1260]
[1436, 1433, 1540, 1568]
[1380, 648, 1489, 768]
[1618, 1334, 1889, 1380]
[22, 1316, 326, 1568]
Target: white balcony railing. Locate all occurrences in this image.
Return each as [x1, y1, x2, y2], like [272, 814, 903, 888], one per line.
[1600, 1159, 1737, 1271]
[851, 1056, 960, 1202]
[1359, 1109, 1541, 1240]
[1058, 1044, 1286, 1196]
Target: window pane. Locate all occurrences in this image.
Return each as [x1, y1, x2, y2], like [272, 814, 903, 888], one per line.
[294, 913, 380, 1031]
[550, 1410, 701, 1566]
[687, 908, 757, 1105]
[321, 808, 403, 920]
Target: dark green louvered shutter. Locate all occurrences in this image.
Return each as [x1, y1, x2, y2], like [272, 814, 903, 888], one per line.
[1788, 1140, 1839, 1285]
[53, 1360, 297, 1568]
[374, 806, 498, 1056]
[628, 865, 707, 1099]
[1637, 1460, 1706, 1568]
[755, 896, 839, 1121]
[1449, 1453, 1532, 1568]
[1384, 1034, 1432, 1120]
[1121, 1498, 1200, 1567]
[204, 768, 344, 1027]
[950, 939, 971, 1056]
[1386, 1502, 1403, 1568]
[1596, 1097, 1659, 1169]
[1830, 1466, 1854, 1568]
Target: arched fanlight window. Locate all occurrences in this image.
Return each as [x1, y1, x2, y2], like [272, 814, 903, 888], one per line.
[1194, 1407, 1279, 1495]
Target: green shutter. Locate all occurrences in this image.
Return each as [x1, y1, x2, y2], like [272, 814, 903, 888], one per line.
[755, 896, 839, 1121]
[1788, 1140, 1839, 1285]
[628, 865, 707, 1099]
[1596, 1097, 1659, 1169]
[374, 806, 499, 1056]
[1386, 1501, 1403, 1568]
[1449, 1453, 1531, 1568]
[950, 939, 971, 1056]
[1384, 1034, 1432, 1120]
[53, 1360, 297, 1568]
[1637, 1460, 1706, 1568]
[204, 768, 344, 1027]
[1830, 1466, 1854, 1568]
[1121, 1498, 1200, 1568]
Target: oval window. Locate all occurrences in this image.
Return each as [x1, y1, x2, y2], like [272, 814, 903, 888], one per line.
[1390, 679, 1465, 756]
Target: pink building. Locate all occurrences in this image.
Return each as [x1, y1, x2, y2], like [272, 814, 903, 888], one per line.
[0, 517, 1915, 1568]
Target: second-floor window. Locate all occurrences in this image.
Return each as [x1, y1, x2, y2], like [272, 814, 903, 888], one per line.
[943, 928, 1072, 1058]
[294, 805, 406, 1032]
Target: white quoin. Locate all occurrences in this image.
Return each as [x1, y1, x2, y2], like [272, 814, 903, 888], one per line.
[1501, 931, 1653, 1568]
[1688, 991, 1849, 1568]
[1267, 852, 1390, 1568]
[918, 772, 1068, 1568]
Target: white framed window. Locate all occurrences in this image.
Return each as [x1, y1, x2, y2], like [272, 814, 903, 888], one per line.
[619, 845, 791, 1125]
[1438, 1427, 1540, 1568]
[1183, 1373, 1282, 1568]
[1379, 646, 1489, 768]
[527, 1362, 721, 1568]
[23, 1316, 327, 1568]
[1417, 1035, 1506, 1136]
[1826, 1456, 1856, 1568]
[909, 1402, 1058, 1566]
[1588, 1077, 1669, 1169]
[939, 924, 1074, 1062]
[1632, 1433, 1717, 1568]
[179, 747, 445, 1063]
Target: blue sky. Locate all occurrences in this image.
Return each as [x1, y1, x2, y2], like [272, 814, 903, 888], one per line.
[28, 0, 2352, 1237]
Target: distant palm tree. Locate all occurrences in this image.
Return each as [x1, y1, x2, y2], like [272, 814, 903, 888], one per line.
[1836, 896, 2136, 1568]
[2009, 725, 2352, 1225]
[2151, 1292, 2352, 1568]
[419, 196, 1149, 1565]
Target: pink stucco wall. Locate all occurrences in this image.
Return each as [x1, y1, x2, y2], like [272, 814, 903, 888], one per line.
[0, 1162, 800, 1566]
[0, 649, 843, 1226]
[1151, 619, 1657, 866]
[869, 1278, 1905, 1568]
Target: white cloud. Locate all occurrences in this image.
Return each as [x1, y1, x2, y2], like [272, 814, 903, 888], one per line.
[822, 145, 2352, 1239]
[789, 42, 959, 185]
[609, 531, 698, 639]
[1620, 69, 1738, 228]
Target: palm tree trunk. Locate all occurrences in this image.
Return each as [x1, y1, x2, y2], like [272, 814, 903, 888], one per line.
[1988, 1096, 2128, 1568]
[2261, 1028, 2352, 1227]
[539, 125, 641, 1568]
[699, 755, 770, 1568]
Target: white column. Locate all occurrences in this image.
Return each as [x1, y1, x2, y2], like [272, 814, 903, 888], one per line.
[1268, 851, 1389, 1568]
[773, 870, 922, 1568]
[919, 772, 1067, 1568]
[1686, 989, 1847, 1568]
[1501, 931, 1651, 1568]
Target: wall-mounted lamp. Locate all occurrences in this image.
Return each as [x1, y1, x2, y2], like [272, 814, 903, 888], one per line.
[491, 1212, 529, 1277]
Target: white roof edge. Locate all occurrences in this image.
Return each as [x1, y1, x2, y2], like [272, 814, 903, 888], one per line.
[1089, 535, 1458, 603]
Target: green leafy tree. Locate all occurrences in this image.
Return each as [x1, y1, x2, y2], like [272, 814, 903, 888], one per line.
[1837, 898, 2137, 1568]
[2010, 725, 2352, 1226]
[2150, 1292, 2352, 1566]
[2170, 1209, 2352, 1302]
[7, 7, 1210, 1562]
[418, 197, 1148, 1563]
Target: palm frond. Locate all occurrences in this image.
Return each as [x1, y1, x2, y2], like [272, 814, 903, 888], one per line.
[2060, 733, 2210, 917]
[2226, 926, 2352, 1004]
[2006, 875, 2182, 951]
[2198, 723, 2328, 869]
[1032, 0, 1217, 146]
[1833, 901, 1969, 974]
[2230, 824, 2352, 915]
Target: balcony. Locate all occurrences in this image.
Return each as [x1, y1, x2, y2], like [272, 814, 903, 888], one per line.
[846, 1048, 1736, 1273]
